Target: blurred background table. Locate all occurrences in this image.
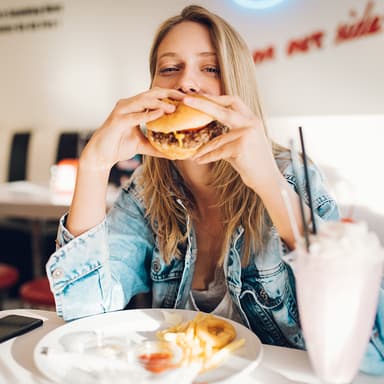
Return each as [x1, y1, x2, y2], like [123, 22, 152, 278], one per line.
[0, 182, 68, 280]
[0, 181, 118, 279]
[0, 182, 70, 220]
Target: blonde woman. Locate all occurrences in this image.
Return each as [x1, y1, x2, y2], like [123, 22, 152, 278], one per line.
[46, 5, 383, 374]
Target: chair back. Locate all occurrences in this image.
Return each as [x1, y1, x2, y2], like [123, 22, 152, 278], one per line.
[7, 131, 31, 181]
[55, 132, 80, 163]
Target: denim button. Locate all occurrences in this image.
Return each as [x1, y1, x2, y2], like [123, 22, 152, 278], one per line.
[259, 288, 269, 302]
[152, 258, 161, 273]
[52, 268, 64, 279]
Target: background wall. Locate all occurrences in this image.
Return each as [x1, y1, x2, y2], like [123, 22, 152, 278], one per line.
[0, 0, 383, 235]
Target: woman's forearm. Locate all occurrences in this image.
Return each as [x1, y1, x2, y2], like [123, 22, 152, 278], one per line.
[66, 89, 185, 237]
[67, 156, 111, 237]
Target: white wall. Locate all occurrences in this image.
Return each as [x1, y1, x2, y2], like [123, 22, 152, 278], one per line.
[267, 115, 384, 241]
[0, 0, 383, 236]
[1, 0, 383, 128]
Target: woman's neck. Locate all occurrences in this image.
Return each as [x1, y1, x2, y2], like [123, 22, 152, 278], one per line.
[176, 160, 218, 217]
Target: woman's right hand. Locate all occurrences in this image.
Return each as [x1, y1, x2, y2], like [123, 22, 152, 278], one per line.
[67, 88, 184, 236]
[80, 87, 185, 171]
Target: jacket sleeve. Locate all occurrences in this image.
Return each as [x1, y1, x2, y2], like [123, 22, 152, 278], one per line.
[283, 160, 340, 224]
[46, 185, 153, 321]
[242, 159, 340, 348]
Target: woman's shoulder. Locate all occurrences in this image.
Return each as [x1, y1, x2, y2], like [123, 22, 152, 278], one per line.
[273, 147, 340, 220]
[274, 148, 325, 183]
[115, 165, 146, 206]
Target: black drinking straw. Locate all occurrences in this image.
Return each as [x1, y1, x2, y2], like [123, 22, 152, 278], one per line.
[289, 139, 310, 251]
[299, 126, 317, 235]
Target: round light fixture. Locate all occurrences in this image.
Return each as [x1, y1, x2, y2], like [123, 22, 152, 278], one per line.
[233, 0, 286, 9]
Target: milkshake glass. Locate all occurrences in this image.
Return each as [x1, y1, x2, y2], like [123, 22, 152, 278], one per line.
[295, 221, 384, 383]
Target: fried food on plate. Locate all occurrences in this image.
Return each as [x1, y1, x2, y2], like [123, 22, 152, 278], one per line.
[157, 312, 245, 372]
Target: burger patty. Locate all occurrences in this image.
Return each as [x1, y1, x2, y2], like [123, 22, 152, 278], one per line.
[150, 120, 229, 149]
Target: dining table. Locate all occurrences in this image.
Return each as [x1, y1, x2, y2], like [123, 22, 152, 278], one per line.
[0, 181, 119, 278]
[0, 308, 382, 384]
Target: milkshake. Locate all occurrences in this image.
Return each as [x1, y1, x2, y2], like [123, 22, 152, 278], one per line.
[295, 221, 384, 383]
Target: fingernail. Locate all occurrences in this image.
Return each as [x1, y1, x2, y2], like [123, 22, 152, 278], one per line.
[166, 104, 176, 112]
[183, 96, 194, 104]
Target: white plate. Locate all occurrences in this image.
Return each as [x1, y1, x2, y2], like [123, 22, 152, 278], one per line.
[34, 308, 263, 383]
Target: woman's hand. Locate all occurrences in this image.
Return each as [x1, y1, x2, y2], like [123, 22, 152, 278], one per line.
[183, 94, 306, 249]
[81, 87, 185, 171]
[67, 87, 184, 236]
[183, 94, 282, 192]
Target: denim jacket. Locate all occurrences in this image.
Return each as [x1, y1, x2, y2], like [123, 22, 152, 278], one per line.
[46, 154, 384, 375]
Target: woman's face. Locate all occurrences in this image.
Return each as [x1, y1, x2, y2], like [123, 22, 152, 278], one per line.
[152, 21, 222, 96]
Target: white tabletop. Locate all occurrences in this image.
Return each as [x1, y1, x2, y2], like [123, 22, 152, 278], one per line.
[0, 309, 382, 384]
[0, 182, 69, 221]
[0, 181, 119, 221]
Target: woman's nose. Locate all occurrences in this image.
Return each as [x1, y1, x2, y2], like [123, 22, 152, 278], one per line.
[176, 70, 200, 94]
[178, 85, 198, 94]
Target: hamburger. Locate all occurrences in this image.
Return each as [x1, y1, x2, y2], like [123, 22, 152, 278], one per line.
[145, 96, 229, 160]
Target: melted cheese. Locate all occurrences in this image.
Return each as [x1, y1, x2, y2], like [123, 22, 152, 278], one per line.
[173, 132, 185, 148]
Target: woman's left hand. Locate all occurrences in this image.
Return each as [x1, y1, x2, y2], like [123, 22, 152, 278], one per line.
[183, 94, 281, 192]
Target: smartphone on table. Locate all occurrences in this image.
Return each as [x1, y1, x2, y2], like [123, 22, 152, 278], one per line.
[0, 314, 43, 343]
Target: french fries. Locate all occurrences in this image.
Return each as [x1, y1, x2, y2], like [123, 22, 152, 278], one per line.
[157, 312, 245, 372]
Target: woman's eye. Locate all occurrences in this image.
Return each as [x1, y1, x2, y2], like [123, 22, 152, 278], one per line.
[203, 66, 220, 74]
[159, 67, 179, 74]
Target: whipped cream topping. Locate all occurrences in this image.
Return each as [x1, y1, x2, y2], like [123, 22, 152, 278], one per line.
[307, 221, 384, 263]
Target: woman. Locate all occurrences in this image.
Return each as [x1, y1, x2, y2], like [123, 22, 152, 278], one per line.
[46, 5, 383, 374]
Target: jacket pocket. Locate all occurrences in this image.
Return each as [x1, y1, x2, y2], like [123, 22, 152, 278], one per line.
[242, 262, 288, 309]
[150, 254, 183, 308]
[240, 261, 304, 348]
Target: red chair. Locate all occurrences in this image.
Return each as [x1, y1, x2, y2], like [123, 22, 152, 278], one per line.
[0, 263, 19, 309]
[19, 277, 55, 309]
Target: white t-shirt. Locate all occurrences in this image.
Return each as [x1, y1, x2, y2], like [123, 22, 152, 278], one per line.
[185, 267, 243, 324]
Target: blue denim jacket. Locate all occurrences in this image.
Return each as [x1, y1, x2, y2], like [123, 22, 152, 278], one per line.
[46, 154, 384, 375]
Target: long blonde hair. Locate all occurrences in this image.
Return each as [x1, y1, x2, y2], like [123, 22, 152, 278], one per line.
[140, 5, 284, 265]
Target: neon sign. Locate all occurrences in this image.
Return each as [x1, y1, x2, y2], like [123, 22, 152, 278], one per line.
[252, 1, 383, 64]
[233, 0, 286, 10]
